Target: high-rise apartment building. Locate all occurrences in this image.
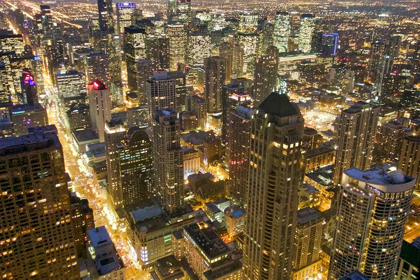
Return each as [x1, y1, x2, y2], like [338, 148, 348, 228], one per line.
[204, 56, 226, 114]
[374, 120, 406, 163]
[146, 70, 177, 115]
[152, 109, 184, 215]
[0, 126, 79, 278]
[88, 80, 112, 142]
[219, 41, 233, 83]
[146, 36, 170, 70]
[334, 102, 379, 184]
[329, 166, 415, 279]
[253, 55, 278, 106]
[227, 106, 253, 205]
[298, 14, 316, 53]
[243, 93, 304, 280]
[398, 136, 420, 191]
[274, 12, 290, 52]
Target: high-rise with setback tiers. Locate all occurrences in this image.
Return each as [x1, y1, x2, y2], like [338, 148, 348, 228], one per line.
[243, 93, 304, 280]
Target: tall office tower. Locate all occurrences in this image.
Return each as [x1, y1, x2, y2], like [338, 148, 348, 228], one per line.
[398, 136, 420, 191]
[238, 33, 260, 78]
[367, 41, 385, 83]
[152, 109, 184, 215]
[97, 0, 114, 32]
[11, 103, 48, 136]
[108, 35, 122, 84]
[227, 106, 253, 205]
[219, 42, 233, 83]
[253, 55, 278, 106]
[40, 5, 53, 33]
[105, 121, 127, 210]
[292, 207, 324, 280]
[167, 0, 177, 22]
[413, 41, 420, 75]
[146, 36, 170, 70]
[204, 57, 226, 114]
[116, 3, 136, 36]
[124, 26, 146, 91]
[85, 52, 111, 86]
[333, 102, 379, 184]
[232, 42, 244, 79]
[88, 80, 111, 142]
[374, 120, 406, 163]
[168, 23, 187, 71]
[187, 32, 211, 66]
[118, 127, 152, 206]
[69, 194, 95, 256]
[261, 22, 274, 54]
[20, 71, 38, 105]
[146, 70, 177, 115]
[329, 167, 415, 280]
[136, 59, 154, 105]
[243, 93, 304, 280]
[56, 69, 86, 99]
[274, 12, 290, 53]
[298, 14, 316, 53]
[168, 71, 188, 113]
[0, 126, 79, 278]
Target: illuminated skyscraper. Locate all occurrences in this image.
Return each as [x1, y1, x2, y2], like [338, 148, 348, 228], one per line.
[253, 54, 278, 106]
[298, 14, 316, 53]
[56, 69, 86, 99]
[85, 52, 111, 86]
[398, 136, 420, 191]
[116, 3, 136, 36]
[124, 26, 146, 91]
[238, 33, 259, 77]
[333, 102, 379, 184]
[88, 80, 111, 142]
[168, 23, 187, 71]
[329, 167, 415, 280]
[187, 32, 211, 66]
[136, 59, 154, 105]
[152, 109, 184, 215]
[0, 126, 79, 278]
[227, 106, 253, 205]
[146, 36, 170, 70]
[219, 41, 233, 83]
[97, 0, 114, 32]
[204, 56, 226, 114]
[274, 12, 290, 53]
[40, 5, 53, 33]
[413, 41, 420, 75]
[146, 70, 177, 115]
[243, 93, 304, 280]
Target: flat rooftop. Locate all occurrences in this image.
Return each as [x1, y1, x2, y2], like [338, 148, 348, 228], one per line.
[297, 207, 323, 225]
[88, 226, 112, 248]
[184, 223, 229, 261]
[72, 128, 99, 143]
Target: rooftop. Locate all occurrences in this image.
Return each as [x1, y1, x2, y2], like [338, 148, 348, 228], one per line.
[88, 226, 112, 248]
[339, 270, 369, 280]
[297, 207, 323, 225]
[184, 223, 230, 261]
[400, 240, 420, 267]
[72, 129, 99, 143]
[258, 93, 299, 118]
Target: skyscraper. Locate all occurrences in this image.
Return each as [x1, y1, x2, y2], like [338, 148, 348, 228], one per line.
[56, 69, 86, 99]
[413, 41, 420, 75]
[243, 93, 304, 280]
[333, 102, 379, 184]
[253, 55, 278, 106]
[124, 26, 146, 91]
[227, 106, 253, 205]
[298, 14, 316, 53]
[329, 166, 415, 279]
[219, 41, 233, 83]
[40, 5, 53, 33]
[146, 70, 177, 115]
[97, 0, 114, 32]
[118, 127, 152, 206]
[204, 56, 226, 114]
[152, 109, 184, 215]
[136, 59, 154, 105]
[274, 12, 290, 53]
[116, 3, 136, 36]
[88, 80, 112, 142]
[168, 23, 187, 71]
[398, 136, 420, 191]
[85, 52, 111, 86]
[0, 126, 79, 278]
